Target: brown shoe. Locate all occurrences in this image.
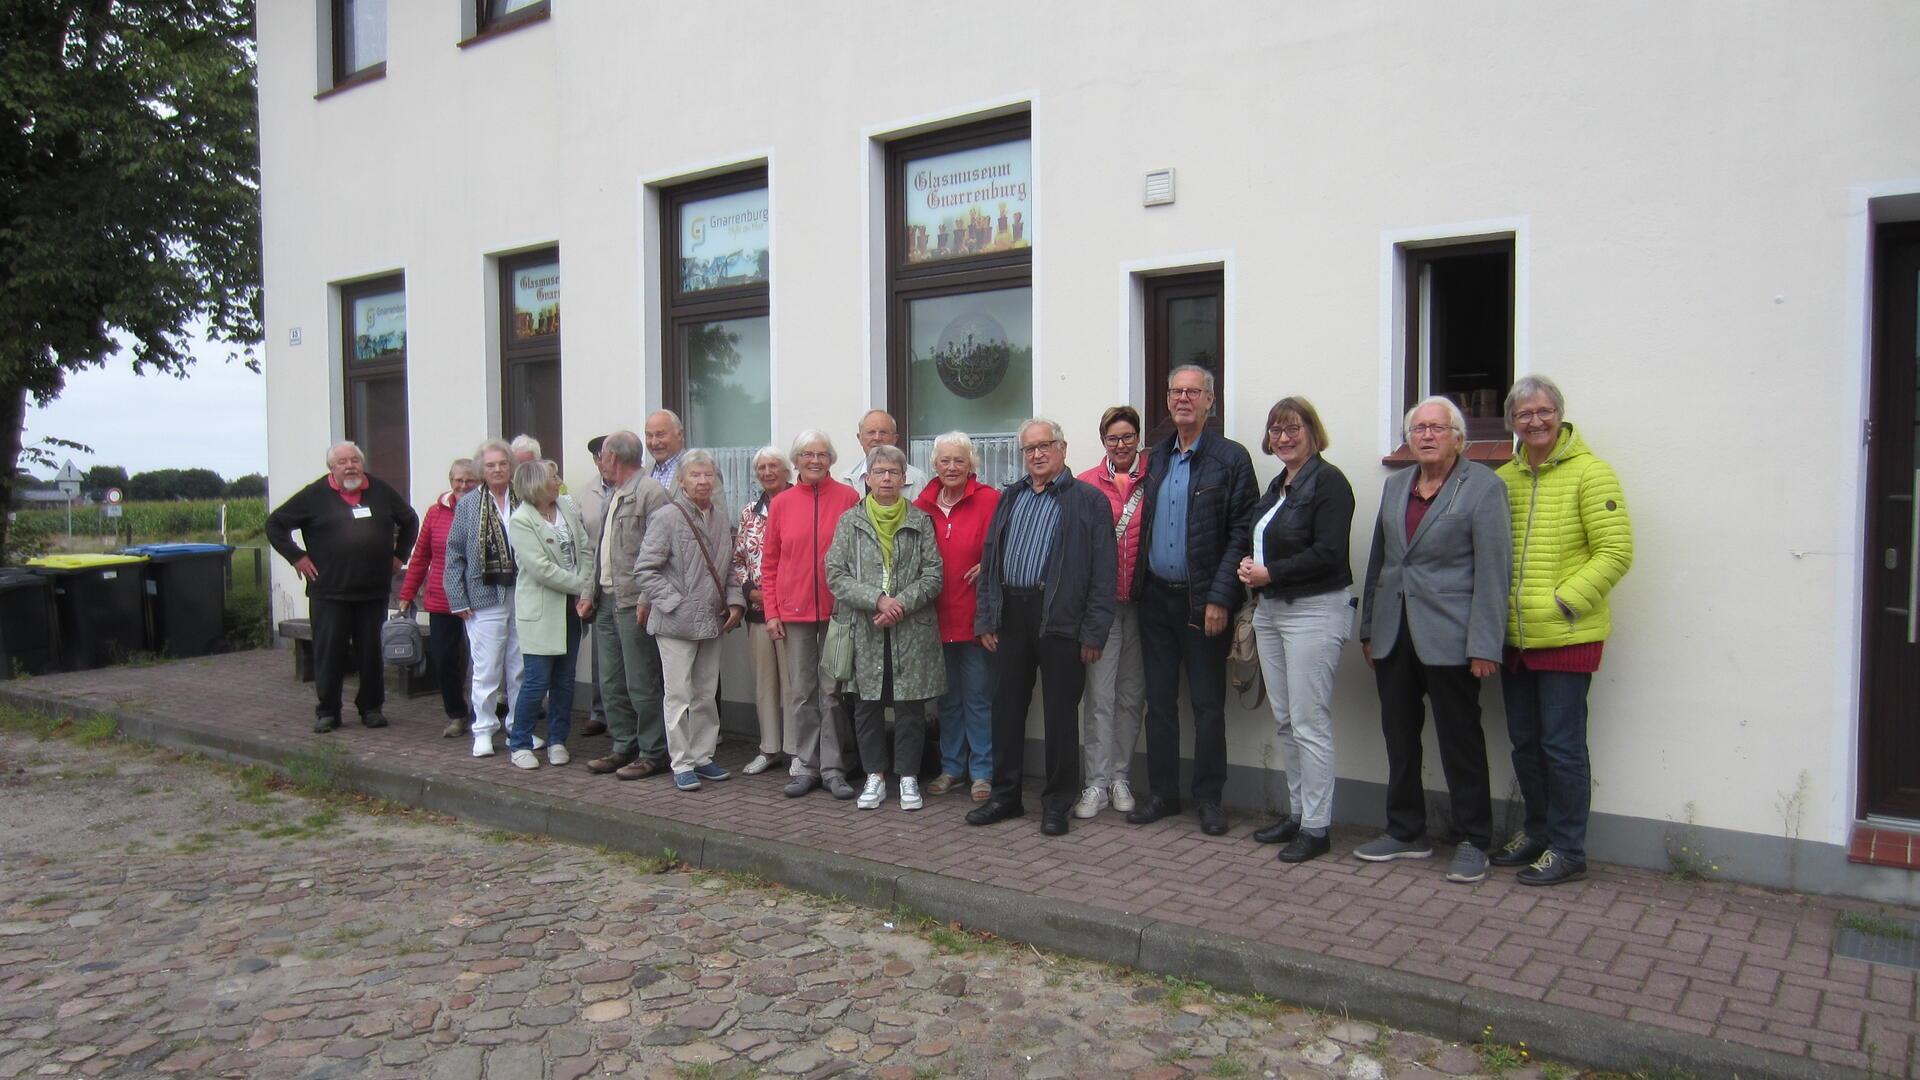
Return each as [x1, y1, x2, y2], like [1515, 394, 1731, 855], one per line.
[614, 756, 670, 781]
[579, 718, 608, 738]
[926, 774, 961, 796]
[441, 719, 466, 738]
[588, 748, 640, 774]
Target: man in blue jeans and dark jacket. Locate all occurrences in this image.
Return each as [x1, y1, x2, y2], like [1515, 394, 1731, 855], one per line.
[1129, 365, 1257, 835]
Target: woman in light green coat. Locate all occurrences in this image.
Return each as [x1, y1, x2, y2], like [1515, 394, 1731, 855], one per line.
[507, 460, 595, 770]
[825, 445, 946, 812]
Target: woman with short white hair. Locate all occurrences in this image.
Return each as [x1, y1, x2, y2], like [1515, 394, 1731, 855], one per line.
[444, 438, 526, 758]
[731, 445, 794, 774]
[913, 430, 1000, 800]
[635, 450, 745, 790]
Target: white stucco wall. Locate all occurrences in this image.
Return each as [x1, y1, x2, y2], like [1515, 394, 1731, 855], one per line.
[258, 1, 1920, 851]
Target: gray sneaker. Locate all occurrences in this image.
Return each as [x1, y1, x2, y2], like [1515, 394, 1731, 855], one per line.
[1353, 834, 1434, 862]
[1445, 843, 1489, 884]
[826, 776, 857, 801]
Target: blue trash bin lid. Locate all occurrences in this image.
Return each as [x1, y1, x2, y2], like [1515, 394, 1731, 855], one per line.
[120, 543, 234, 558]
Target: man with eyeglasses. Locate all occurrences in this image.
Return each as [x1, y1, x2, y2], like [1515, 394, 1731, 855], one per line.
[1129, 364, 1258, 836]
[967, 419, 1117, 836]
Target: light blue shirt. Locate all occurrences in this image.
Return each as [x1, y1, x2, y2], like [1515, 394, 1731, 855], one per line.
[1148, 434, 1202, 581]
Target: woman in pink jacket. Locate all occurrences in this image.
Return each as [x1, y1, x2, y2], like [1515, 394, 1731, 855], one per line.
[397, 458, 480, 737]
[913, 431, 1001, 801]
[1073, 406, 1150, 819]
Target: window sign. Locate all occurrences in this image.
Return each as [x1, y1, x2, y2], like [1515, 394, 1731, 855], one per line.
[902, 139, 1032, 264]
[510, 261, 560, 341]
[679, 188, 770, 293]
[352, 289, 406, 362]
[907, 287, 1032, 435]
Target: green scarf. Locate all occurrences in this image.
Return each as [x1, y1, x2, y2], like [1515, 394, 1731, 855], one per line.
[864, 494, 908, 582]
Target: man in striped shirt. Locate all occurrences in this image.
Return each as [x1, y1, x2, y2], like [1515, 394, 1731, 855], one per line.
[967, 419, 1118, 837]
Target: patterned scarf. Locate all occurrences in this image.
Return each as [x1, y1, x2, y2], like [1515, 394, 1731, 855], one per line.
[479, 487, 519, 585]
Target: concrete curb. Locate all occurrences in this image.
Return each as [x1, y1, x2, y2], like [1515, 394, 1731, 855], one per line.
[0, 685, 1869, 1080]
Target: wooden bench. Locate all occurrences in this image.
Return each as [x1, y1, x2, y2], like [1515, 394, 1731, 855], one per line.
[277, 617, 439, 698]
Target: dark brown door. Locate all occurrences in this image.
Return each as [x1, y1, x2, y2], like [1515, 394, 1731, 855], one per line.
[1863, 223, 1920, 818]
[1143, 270, 1224, 446]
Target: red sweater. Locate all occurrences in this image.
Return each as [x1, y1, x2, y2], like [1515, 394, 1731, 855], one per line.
[761, 478, 860, 624]
[913, 477, 1001, 643]
[398, 492, 456, 614]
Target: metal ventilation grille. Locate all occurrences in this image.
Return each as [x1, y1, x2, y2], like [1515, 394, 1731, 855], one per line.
[1144, 168, 1175, 206]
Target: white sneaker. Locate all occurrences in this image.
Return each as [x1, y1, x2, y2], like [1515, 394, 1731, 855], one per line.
[547, 744, 570, 766]
[530, 734, 546, 751]
[742, 753, 777, 775]
[510, 749, 539, 770]
[856, 773, 887, 810]
[1073, 786, 1110, 819]
[472, 732, 496, 758]
[899, 776, 923, 811]
[1110, 780, 1136, 813]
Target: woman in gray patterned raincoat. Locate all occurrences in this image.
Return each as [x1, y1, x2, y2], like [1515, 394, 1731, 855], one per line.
[824, 444, 946, 812]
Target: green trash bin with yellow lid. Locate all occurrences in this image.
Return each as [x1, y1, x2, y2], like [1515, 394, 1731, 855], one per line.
[27, 553, 150, 670]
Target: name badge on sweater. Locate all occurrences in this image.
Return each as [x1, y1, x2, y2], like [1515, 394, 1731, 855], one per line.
[351, 506, 372, 519]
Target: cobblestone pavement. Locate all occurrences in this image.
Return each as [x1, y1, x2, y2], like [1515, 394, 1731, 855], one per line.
[0, 728, 1563, 1080]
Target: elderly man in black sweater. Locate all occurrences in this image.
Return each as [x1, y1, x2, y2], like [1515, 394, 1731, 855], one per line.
[267, 442, 419, 732]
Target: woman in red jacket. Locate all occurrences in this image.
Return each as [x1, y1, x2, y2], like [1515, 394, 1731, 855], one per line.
[913, 432, 1001, 801]
[1074, 406, 1149, 819]
[761, 430, 862, 800]
[398, 458, 480, 736]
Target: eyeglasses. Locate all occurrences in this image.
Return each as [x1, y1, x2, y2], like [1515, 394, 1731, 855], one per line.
[1102, 432, 1139, 446]
[868, 468, 904, 479]
[1512, 408, 1559, 425]
[795, 450, 831, 461]
[1167, 387, 1209, 399]
[1266, 424, 1304, 440]
[1020, 440, 1062, 456]
[1409, 423, 1456, 438]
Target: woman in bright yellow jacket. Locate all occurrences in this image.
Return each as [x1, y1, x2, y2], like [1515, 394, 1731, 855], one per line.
[1491, 375, 1632, 886]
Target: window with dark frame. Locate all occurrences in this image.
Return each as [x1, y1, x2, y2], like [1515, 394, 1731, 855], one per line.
[475, 0, 549, 38]
[1402, 238, 1515, 443]
[330, 0, 387, 85]
[340, 275, 411, 502]
[1143, 269, 1224, 447]
[500, 250, 563, 472]
[885, 114, 1032, 474]
[660, 168, 771, 452]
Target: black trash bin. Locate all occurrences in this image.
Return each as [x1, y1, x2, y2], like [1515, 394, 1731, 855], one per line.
[27, 554, 150, 670]
[123, 543, 234, 658]
[0, 568, 56, 678]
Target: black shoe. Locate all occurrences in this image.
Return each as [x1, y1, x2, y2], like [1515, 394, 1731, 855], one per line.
[1040, 810, 1069, 836]
[1277, 833, 1332, 864]
[312, 714, 342, 733]
[359, 711, 387, 728]
[966, 798, 1025, 826]
[1253, 817, 1300, 845]
[1197, 803, 1228, 836]
[1125, 796, 1181, 825]
[1516, 850, 1587, 886]
[1489, 832, 1549, 868]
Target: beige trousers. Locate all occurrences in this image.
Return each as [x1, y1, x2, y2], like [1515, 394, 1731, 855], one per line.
[657, 634, 722, 775]
[748, 621, 788, 756]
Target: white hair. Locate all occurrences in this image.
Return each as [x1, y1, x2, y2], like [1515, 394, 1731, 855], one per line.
[509, 434, 542, 459]
[475, 438, 512, 462]
[1404, 395, 1468, 442]
[929, 430, 977, 472]
[1169, 364, 1215, 394]
[676, 449, 722, 493]
[751, 445, 790, 472]
[1504, 375, 1567, 432]
[647, 409, 684, 434]
[865, 444, 908, 473]
[789, 429, 837, 466]
[1018, 417, 1065, 444]
[325, 441, 364, 466]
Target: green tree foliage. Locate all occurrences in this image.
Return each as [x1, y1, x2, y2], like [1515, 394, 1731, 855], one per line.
[128, 467, 226, 501]
[0, 1, 261, 556]
[82, 464, 129, 496]
[225, 472, 265, 497]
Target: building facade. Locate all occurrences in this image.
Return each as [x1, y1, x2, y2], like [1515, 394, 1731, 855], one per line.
[259, 1, 1920, 899]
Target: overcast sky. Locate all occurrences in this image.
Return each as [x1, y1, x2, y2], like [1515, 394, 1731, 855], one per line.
[20, 334, 267, 482]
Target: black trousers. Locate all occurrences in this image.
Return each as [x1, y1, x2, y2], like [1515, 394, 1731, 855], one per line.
[1373, 614, 1492, 849]
[988, 589, 1085, 813]
[311, 596, 386, 720]
[427, 611, 472, 721]
[1139, 578, 1230, 805]
[851, 633, 930, 776]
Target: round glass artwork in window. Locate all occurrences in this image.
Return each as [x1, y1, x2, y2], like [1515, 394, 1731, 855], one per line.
[933, 310, 1011, 400]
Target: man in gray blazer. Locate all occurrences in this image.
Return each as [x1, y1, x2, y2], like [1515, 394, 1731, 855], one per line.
[1358, 397, 1513, 884]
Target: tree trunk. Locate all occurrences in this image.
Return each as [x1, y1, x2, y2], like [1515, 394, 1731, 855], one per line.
[0, 381, 25, 559]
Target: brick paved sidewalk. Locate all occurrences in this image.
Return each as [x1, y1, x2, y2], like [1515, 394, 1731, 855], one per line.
[11, 651, 1917, 1076]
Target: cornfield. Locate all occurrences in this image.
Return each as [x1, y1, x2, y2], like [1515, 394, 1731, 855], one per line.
[10, 498, 267, 543]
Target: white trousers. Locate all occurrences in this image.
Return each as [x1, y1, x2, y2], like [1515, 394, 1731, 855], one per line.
[1080, 601, 1144, 789]
[658, 634, 722, 775]
[1253, 590, 1351, 829]
[465, 605, 523, 736]
[749, 621, 788, 756]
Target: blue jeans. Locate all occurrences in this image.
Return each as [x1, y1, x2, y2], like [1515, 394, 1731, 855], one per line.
[1500, 666, 1592, 862]
[511, 610, 580, 752]
[939, 642, 993, 781]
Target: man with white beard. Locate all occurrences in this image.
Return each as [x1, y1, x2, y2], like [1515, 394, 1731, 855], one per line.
[267, 441, 420, 734]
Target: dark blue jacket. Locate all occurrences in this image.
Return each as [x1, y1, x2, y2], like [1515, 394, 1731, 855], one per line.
[1135, 431, 1258, 621]
[1247, 453, 1356, 602]
[973, 470, 1117, 649]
